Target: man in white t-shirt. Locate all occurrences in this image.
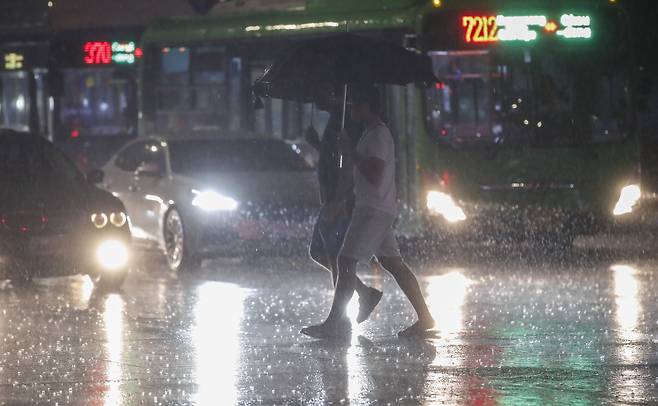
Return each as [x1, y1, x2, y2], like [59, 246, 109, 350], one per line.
[302, 86, 435, 339]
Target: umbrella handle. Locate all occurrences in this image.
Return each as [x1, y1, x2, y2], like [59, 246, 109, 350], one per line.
[339, 84, 347, 168]
[341, 84, 347, 129]
[311, 103, 315, 127]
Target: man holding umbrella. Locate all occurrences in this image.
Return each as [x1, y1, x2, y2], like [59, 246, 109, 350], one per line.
[302, 86, 435, 339]
[305, 86, 383, 323]
[253, 33, 437, 338]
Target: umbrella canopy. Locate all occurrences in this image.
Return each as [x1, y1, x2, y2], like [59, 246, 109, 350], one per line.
[253, 33, 437, 103]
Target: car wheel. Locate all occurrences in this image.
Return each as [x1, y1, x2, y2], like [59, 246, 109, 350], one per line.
[164, 208, 200, 272]
[93, 270, 128, 292]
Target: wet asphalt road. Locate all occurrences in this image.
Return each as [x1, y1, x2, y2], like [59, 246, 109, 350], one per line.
[1, 247, 658, 405]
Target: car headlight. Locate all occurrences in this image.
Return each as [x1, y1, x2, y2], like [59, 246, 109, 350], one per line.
[91, 213, 108, 229]
[96, 239, 129, 271]
[426, 190, 467, 223]
[91, 212, 128, 228]
[191, 190, 238, 212]
[613, 184, 641, 216]
[110, 212, 127, 227]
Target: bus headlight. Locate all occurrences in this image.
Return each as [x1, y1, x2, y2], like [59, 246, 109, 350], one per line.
[96, 240, 129, 271]
[426, 190, 467, 223]
[613, 184, 641, 216]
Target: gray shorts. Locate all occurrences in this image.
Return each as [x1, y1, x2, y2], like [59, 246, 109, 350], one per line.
[339, 206, 400, 261]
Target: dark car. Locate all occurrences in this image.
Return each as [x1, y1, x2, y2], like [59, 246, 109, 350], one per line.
[0, 130, 131, 289]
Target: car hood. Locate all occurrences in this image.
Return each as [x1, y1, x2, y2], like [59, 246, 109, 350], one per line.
[0, 178, 124, 215]
[177, 171, 320, 207]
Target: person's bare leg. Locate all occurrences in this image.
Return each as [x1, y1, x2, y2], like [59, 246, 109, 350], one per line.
[301, 256, 357, 339]
[310, 228, 336, 286]
[323, 256, 358, 322]
[328, 255, 370, 295]
[378, 256, 434, 335]
[327, 256, 382, 324]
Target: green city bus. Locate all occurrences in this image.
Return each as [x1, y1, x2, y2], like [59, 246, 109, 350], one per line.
[138, 0, 639, 244]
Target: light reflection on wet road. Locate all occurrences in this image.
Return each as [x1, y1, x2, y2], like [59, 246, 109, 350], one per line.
[0, 254, 657, 404]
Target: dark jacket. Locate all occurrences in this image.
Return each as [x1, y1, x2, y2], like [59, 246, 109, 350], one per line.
[315, 112, 361, 207]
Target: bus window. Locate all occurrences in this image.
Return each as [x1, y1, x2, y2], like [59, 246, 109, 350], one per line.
[33, 70, 50, 137]
[161, 46, 190, 84]
[58, 68, 137, 139]
[270, 98, 284, 137]
[191, 46, 229, 124]
[252, 97, 329, 140]
[156, 46, 190, 117]
[152, 44, 327, 139]
[0, 71, 31, 132]
[155, 45, 234, 135]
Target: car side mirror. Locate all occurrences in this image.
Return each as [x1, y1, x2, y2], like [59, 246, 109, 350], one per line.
[135, 162, 163, 177]
[87, 169, 104, 184]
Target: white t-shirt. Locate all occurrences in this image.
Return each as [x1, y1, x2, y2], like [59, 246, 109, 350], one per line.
[354, 122, 398, 215]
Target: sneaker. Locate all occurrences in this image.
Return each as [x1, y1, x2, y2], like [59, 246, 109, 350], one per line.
[301, 318, 352, 339]
[357, 287, 383, 323]
[397, 317, 436, 338]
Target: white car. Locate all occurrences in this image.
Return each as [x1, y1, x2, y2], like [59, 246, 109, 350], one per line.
[97, 137, 319, 271]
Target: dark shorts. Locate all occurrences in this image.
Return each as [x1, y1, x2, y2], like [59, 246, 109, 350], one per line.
[309, 208, 351, 267]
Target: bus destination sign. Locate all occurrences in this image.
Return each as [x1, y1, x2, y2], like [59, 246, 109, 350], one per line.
[461, 14, 592, 44]
[83, 41, 142, 65]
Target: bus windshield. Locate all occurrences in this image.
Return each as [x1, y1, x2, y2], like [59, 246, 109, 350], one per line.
[424, 48, 629, 148]
[58, 68, 137, 139]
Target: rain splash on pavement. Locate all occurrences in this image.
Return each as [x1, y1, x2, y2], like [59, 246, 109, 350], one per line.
[0, 254, 657, 404]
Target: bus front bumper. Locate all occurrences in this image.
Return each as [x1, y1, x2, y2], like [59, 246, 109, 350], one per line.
[421, 201, 595, 242]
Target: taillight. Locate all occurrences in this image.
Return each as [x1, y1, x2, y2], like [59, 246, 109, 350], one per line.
[0, 211, 48, 233]
[440, 170, 454, 189]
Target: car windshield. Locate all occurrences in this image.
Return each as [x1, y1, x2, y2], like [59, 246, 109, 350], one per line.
[425, 48, 629, 148]
[0, 136, 83, 185]
[168, 139, 312, 174]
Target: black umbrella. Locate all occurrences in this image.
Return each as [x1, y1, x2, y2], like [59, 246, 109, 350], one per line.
[254, 33, 436, 168]
[253, 33, 436, 106]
